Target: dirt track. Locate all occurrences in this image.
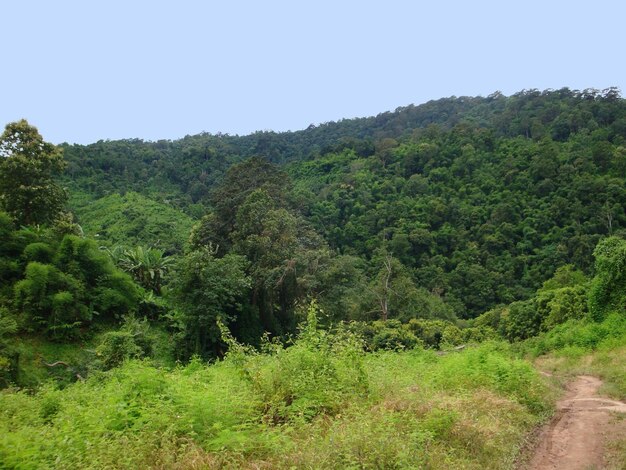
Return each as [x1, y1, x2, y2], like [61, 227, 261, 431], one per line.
[529, 375, 626, 470]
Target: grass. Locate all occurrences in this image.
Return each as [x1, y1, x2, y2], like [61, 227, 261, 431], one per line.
[0, 333, 553, 469]
[522, 313, 626, 399]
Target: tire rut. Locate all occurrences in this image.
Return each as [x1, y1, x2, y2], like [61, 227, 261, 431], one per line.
[529, 375, 626, 470]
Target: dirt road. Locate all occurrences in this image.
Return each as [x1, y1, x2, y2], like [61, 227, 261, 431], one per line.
[529, 375, 626, 470]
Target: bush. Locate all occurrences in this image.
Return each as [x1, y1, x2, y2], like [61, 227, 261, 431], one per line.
[22, 242, 54, 263]
[536, 285, 587, 330]
[96, 331, 143, 369]
[588, 236, 626, 320]
[526, 313, 626, 357]
[237, 303, 369, 423]
[95, 317, 161, 370]
[406, 319, 464, 349]
[7, 228, 142, 339]
[14, 262, 89, 338]
[347, 320, 421, 351]
[500, 300, 541, 341]
[0, 331, 552, 468]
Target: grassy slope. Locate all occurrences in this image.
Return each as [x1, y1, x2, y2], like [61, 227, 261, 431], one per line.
[69, 191, 195, 253]
[523, 313, 626, 399]
[0, 341, 553, 469]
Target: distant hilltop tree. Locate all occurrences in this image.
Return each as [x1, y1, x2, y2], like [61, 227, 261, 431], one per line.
[0, 119, 67, 226]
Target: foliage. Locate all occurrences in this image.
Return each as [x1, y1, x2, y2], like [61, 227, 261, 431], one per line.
[236, 301, 369, 424]
[474, 264, 589, 341]
[58, 89, 626, 323]
[168, 249, 251, 360]
[14, 261, 90, 339]
[108, 245, 173, 294]
[96, 330, 143, 369]
[0, 120, 67, 225]
[356, 319, 423, 351]
[361, 253, 449, 322]
[536, 285, 587, 330]
[191, 160, 336, 340]
[204, 156, 292, 253]
[70, 191, 194, 254]
[94, 317, 159, 370]
[0, 221, 140, 340]
[588, 236, 626, 320]
[526, 312, 626, 357]
[346, 318, 496, 351]
[0, 333, 551, 469]
[500, 300, 541, 342]
[3, 90, 626, 464]
[0, 308, 17, 386]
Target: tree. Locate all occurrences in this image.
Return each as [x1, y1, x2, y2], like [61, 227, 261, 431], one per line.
[0, 120, 67, 226]
[231, 189, 310, 334]
[364, 253, 442, 322]
[588, 236, 626, 320]
[203, 157, 291, 253]
[109, 245, 173, 294]
[169, 249, 251, 359]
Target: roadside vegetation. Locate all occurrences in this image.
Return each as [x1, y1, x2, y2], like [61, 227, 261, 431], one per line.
[0, 307, 552, 469]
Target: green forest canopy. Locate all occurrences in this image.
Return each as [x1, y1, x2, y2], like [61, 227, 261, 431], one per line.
[2, 87, 626, 361]
[60, 87, 626, 323]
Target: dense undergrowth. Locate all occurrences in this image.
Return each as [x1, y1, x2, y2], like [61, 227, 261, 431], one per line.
[0, 311, 552, 469]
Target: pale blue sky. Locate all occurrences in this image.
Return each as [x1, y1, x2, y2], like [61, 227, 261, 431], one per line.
[2, 0, 624, 144]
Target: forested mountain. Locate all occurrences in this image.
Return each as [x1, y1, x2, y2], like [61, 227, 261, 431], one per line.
[60, 87, 626, 324]
[2, 87, 626, 359]
[60, 88, 622, 212]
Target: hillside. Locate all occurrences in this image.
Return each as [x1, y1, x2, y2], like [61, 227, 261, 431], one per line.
[62, 87, 626, 319]
[70, 191, 194, 254]
[61, 87, 624, 210]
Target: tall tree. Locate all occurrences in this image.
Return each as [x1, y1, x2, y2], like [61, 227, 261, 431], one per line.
[0, 120, 67, 225]
[169, 249, 250, 359]
[202, 156, 291, 253]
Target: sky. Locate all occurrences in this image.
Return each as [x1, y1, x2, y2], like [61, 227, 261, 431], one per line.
[2, 0, 625, 144]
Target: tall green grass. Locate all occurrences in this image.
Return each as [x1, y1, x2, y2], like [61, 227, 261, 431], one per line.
[0, 320, 552, 469]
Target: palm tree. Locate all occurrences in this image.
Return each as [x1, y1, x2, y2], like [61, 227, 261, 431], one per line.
[106, 245, 173, 294]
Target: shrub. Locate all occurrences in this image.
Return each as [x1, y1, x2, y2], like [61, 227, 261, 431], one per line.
[238, 302, 369, 423]
[23, 242, 54, 263]
[536, 285, 587, 330]
[96, 331, 144, 369]
[527, 312, 626, 357]
[500, 300, 541, 341]
[406, 319, 464, 349]
[588, 236, 626, 320]
[348, 320, 421, 351]
[95, 316, 161, 370]
[14, 262, 94, 339]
